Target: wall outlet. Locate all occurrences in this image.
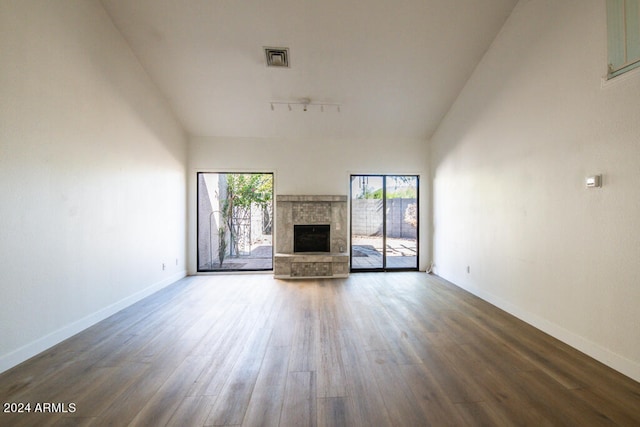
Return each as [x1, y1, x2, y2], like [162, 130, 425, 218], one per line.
[466, 266, 470, 273]
[585, 174, 602, 188]
[162, 263, 166, 271]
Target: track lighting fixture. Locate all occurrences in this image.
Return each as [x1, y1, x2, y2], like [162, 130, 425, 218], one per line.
[269, 99, 342, 112]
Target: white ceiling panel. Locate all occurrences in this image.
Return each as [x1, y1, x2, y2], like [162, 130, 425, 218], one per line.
[101, 0, 518, 139]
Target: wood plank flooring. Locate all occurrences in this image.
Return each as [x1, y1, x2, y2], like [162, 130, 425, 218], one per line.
[1, 273, 639, 426]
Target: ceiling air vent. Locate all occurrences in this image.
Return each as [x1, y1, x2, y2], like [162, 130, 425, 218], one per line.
[265, 47, 290, 68]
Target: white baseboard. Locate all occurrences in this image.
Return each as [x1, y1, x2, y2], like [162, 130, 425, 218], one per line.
[449, 278, 640, 383]
[0, 270, 187, 374]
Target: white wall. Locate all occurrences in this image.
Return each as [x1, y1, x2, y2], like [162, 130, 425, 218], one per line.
[0, 1, 187, 372]
[188, 136, 430, 273]
[431, 0, 640, 381]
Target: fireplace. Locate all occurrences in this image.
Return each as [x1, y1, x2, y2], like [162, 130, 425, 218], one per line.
[294, 225, 330, 253]
[274, 195, 348, 279]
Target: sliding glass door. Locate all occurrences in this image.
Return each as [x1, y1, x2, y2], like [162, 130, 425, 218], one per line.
[197, 172, 273, 272]
[350, 175, 418, 271]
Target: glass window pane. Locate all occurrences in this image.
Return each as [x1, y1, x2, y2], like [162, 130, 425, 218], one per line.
[385, 176, 418, 270]
[351, 176, 384, 270]
[197, 172, 273, 272]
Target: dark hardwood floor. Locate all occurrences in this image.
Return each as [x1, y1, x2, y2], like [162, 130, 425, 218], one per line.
[1, 273, 639, 426]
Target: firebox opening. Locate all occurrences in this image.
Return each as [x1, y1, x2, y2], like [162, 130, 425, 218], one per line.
[294, 225, 330, 253]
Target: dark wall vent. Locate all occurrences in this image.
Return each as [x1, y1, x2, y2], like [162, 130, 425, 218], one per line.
[265, 47, 290, 68]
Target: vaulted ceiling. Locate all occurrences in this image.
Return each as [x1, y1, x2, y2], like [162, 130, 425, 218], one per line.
[101, 0, 518, 139]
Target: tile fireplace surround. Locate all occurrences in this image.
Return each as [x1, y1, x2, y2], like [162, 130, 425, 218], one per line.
[274, 195, 349, 279]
